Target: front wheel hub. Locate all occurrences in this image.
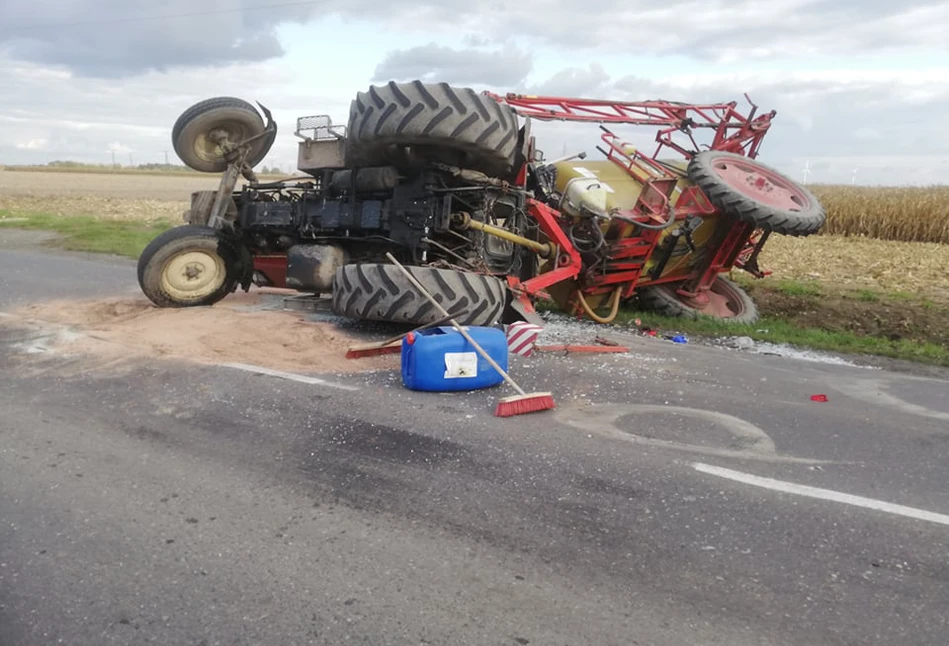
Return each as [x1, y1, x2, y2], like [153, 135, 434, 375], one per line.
[160, 250, 226, 301]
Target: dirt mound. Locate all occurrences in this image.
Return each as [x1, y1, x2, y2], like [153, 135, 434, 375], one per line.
[5, 291, 397, 374]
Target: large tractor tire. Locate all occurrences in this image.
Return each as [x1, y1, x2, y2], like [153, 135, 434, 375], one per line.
[137, 225, 242, 307]
[172, 97, 275, 173]
[688, 150, 826, 236]
[345, 81, 519, 177]
[331, 263, 507, 327]
[638, 275, 759, 324]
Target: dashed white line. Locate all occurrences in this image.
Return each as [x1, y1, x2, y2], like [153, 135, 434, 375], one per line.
[692, 462, 949, 527]
[219, 363, 359, 391]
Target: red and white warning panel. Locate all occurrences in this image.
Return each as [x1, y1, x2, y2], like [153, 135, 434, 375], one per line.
[506, 321, 544, 357]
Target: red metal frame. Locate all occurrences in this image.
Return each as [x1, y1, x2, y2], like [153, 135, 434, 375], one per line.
[514, 199, 583, 296]
[253, 254, 288, 288]
[677, 221, 756, 302]
[483, 91, 776, 320]
[484, 92, 775, 160]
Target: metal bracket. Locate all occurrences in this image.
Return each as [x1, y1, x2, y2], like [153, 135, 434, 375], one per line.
[294, 115, 347, 144]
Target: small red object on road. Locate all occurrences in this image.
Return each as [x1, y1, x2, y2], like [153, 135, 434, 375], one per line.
[810, 394, 829, 402]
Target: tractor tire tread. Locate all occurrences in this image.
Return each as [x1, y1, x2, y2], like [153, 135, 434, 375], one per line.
[331, 263, 507, 326]
[346, 80, 518, 176]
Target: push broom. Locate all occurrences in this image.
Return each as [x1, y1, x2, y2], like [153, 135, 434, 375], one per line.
[345, 312, 461, 359]
[385, 253, 555, 417]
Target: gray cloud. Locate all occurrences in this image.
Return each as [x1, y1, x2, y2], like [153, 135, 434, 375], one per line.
[0, 58, 351, 173]
[365, 1, 949, 62]
[2, 1, 947, 78]
[372, 44, 532, 87]
[2, 1, 948, 186]
[526, 63, 612, 98]
[3, 54, 948, 185]
[523, 67, 949, 184]
[0, 0, 315, 78]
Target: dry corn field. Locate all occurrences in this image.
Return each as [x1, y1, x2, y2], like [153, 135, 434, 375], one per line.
[2, 170, 948, 301]
[810, 184, 949, 244]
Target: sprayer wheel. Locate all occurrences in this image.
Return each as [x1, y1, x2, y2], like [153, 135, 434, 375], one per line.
[688, 150, 826, 236]
[332, 263, 507, 326]
[638, 275, 759, 323]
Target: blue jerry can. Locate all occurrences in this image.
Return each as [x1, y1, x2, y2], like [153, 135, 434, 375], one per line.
[401, 326, 508, 392]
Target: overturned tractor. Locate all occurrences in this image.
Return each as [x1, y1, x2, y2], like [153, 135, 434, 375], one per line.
[137, 81, 826, 326]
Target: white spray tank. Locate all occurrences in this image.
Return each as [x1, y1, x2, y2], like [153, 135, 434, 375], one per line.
[560, 175, 610, 219]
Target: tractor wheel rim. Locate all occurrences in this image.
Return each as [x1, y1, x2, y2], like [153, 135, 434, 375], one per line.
[711, 158, 811, 211]
[160, 250, 226, 301]
[192, 120, 247, 164]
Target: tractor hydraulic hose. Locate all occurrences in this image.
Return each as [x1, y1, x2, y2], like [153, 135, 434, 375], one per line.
[575, 286, 623, 324]
[612, 203, 677, 231]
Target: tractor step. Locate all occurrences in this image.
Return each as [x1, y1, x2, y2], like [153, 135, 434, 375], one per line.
[282, 294, 331, 313]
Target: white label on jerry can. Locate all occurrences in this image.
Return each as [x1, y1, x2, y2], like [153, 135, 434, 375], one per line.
[444, 352, 478, 378]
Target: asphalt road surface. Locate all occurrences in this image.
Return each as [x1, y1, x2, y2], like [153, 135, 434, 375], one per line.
[2, 239, 949, 646]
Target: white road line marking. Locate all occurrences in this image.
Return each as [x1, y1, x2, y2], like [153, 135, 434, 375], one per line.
[831, 378, 949, 422]
[554, 403, 831, 464]
[692, 462, 949, 527]
[219, 363, 359, 391]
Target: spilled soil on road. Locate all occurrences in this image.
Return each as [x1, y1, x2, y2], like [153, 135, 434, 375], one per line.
[2, 291, 398, 374]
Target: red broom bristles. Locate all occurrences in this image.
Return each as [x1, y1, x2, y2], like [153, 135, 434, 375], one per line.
[494, 392, 556, 417]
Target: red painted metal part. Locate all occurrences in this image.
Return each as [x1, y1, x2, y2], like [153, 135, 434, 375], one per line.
[534, 344, 629, 354]
[734, 230, 773, 278]
[709, 156, 811, 210]
[252, 254, 288, 289]
[678, 221, 757, 301]
[667, 277, 750, 318]
[580, 130, 682, 298]
[500, 109, 773, 317]
[484, 91, 776, 159]
[512, 199, 582, 296]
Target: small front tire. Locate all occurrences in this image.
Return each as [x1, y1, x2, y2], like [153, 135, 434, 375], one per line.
[172, 97, 274, 173]
[137, 226, 241, 307]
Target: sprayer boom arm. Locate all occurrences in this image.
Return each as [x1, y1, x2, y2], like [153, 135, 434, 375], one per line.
[482, 91, 776, 158]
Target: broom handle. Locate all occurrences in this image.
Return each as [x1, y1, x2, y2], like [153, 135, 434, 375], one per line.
[375, 312, 461, 347]
[385, 253, 526, 396]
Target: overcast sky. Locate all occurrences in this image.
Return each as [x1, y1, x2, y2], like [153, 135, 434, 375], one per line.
[2, 0, 948, 185]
